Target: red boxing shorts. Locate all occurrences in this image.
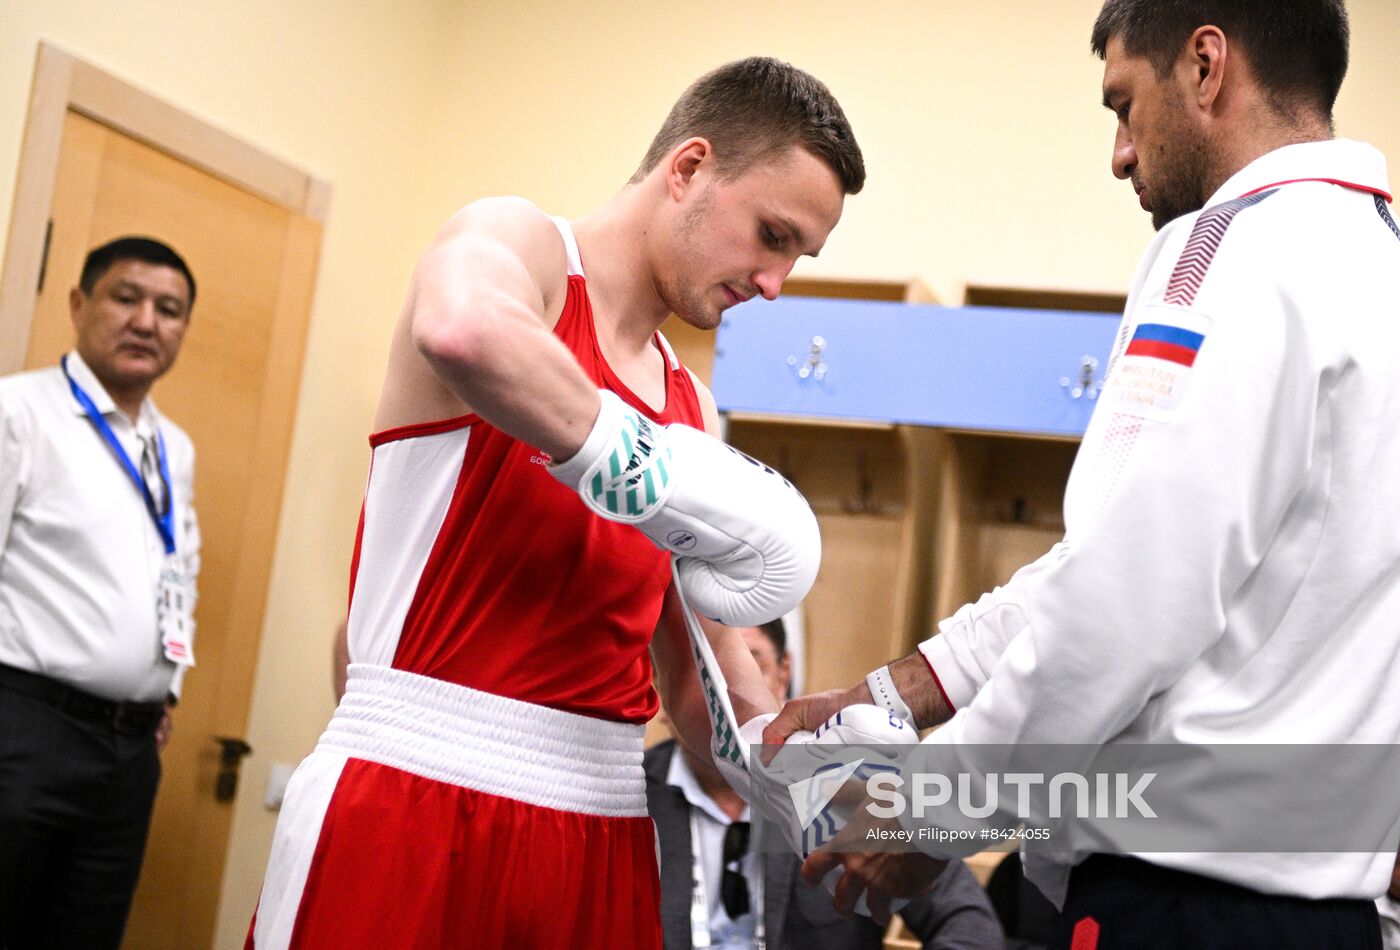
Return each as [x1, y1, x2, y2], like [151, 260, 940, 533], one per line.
[246, 664, 661, 949]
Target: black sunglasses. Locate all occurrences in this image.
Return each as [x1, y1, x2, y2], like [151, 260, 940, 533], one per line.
[721, 821, 751, 919]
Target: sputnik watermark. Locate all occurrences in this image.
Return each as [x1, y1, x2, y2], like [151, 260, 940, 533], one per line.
[863, 771, 1158, 820]
[861, 825, 1050, 844]
[748, 743, 1400, 855]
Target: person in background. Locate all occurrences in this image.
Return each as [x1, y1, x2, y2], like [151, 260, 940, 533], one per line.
[646, 617, 1003, 949]
[0, 236, 200, 950]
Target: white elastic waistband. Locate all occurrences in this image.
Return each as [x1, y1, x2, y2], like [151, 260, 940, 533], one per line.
[318, 664, 647, 817]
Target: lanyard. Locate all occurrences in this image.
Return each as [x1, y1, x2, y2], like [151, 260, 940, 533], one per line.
[61, 356, 176, 555]
[689, 809, 766, 950]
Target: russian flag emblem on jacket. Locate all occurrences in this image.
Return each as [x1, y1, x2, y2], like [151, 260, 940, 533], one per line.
[1124, 323, 1205, 367]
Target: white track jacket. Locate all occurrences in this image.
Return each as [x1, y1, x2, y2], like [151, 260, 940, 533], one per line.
[914, 139, 1400, 904]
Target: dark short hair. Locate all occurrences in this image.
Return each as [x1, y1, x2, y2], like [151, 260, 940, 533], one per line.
[756, 617, 787, 659]
[1090, 0, 1349, 118]
[631, 57, 865, 195]
[80, 236, 197, 309]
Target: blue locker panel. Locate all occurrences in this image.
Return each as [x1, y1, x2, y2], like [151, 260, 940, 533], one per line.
[711, 298, 1122, 437]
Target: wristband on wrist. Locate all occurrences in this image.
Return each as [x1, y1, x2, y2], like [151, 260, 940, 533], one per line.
[865, 665, 916, 726]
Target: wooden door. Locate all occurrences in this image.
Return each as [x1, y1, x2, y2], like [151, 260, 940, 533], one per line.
[23, 109, 319, 950]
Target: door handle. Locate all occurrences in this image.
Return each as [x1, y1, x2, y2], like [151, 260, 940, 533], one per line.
[213, 736, 253, 803]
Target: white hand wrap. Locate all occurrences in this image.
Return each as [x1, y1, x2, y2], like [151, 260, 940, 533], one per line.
[713, 713, 795, 800]
[865, 665, 916, 727]
[549, 390, 820, 625]
[755, 704, 917, 918]
[668, 561, 909, 919]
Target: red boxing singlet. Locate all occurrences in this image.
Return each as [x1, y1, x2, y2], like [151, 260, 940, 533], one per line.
[248, 217, 680, 950]
[345, 231, 704, 723]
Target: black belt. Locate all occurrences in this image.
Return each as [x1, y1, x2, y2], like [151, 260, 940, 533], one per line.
[0, 663, 164, 735]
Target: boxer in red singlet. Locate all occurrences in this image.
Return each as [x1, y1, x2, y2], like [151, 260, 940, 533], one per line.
[246, 57, 864, 949]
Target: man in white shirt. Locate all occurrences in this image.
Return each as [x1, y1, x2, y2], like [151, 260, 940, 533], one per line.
[768, 2, 1397, 948]
[0, 236, 200, 950]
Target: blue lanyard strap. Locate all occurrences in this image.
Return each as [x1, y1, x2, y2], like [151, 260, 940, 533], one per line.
[61, 356, 176, 555]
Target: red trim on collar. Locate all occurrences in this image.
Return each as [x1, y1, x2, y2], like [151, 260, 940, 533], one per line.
[1241, 178, 1393, 202]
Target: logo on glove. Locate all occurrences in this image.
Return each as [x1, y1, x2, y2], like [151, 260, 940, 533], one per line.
[587, 412, 673, 519]
[666, 529, 698, 551]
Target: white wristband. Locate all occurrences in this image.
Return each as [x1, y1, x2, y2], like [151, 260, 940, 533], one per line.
[865, 665, 916, 726]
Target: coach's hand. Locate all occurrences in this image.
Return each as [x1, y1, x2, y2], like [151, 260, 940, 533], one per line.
[765, 688, 851, 741]
[802, 802, 947, 927]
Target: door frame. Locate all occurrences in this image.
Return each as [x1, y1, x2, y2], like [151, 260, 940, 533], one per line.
[0, 40, 330, 373]
[0, 42, 332, 948]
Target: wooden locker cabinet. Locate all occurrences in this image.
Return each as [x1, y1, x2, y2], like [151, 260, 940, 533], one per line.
[934, 284, 1126, 621]
[714, 299, 1119, 435]
[723, 415, 942, 694]
[709, 290, 1123, 691]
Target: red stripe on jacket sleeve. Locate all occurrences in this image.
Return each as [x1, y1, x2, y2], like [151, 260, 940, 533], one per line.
[921, 650, 957, 714]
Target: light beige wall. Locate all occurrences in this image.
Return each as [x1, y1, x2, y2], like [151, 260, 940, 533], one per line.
[1, 2, 1398, 948]
[415, 0, 1122, 304]
[1335, 2, 1400, 174]
[416, 0, 1400, 303]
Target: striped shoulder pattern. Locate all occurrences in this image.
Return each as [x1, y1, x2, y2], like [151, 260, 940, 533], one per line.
[1375, 194, 1400, 243]
[1164, 190, 1278, 308]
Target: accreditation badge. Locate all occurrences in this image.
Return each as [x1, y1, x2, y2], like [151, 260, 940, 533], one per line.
[158, 560, 197, 666]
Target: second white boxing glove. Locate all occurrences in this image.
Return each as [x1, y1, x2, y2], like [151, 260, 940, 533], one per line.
[549, 389, 820, 626]
[742, 705, 918, 919]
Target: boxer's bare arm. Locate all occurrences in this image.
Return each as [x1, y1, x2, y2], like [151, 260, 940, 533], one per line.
[652, 587, 782, 767]
[650, 380, 784, 764]
[374, 197, 600, 460]
[651, 585, 718, 763]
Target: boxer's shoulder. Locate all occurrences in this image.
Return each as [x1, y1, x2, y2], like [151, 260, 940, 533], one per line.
[427, 196, 571, 312]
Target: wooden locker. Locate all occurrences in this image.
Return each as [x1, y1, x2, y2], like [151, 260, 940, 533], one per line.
[710, 291, 1122, 693]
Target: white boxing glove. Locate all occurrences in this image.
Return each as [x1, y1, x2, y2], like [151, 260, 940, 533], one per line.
[737, 705, 918, 918]
[549, 389, 820, 625]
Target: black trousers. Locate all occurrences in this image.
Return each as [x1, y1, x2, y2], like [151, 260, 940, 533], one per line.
[1048, 854, 1383, 950]
[0, 674, 162, 950]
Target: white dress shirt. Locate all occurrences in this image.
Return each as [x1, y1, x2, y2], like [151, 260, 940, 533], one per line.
[0, 350, 199, 701]
[667, 748, 763, 948]
[914, 140, 1400, 902]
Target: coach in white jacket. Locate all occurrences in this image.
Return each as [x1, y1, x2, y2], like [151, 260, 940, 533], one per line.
[771, 2, 1398, 948]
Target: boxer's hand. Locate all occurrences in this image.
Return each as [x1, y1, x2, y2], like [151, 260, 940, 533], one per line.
[550, 390, 819, 625]
[156, 704, 174, 751]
